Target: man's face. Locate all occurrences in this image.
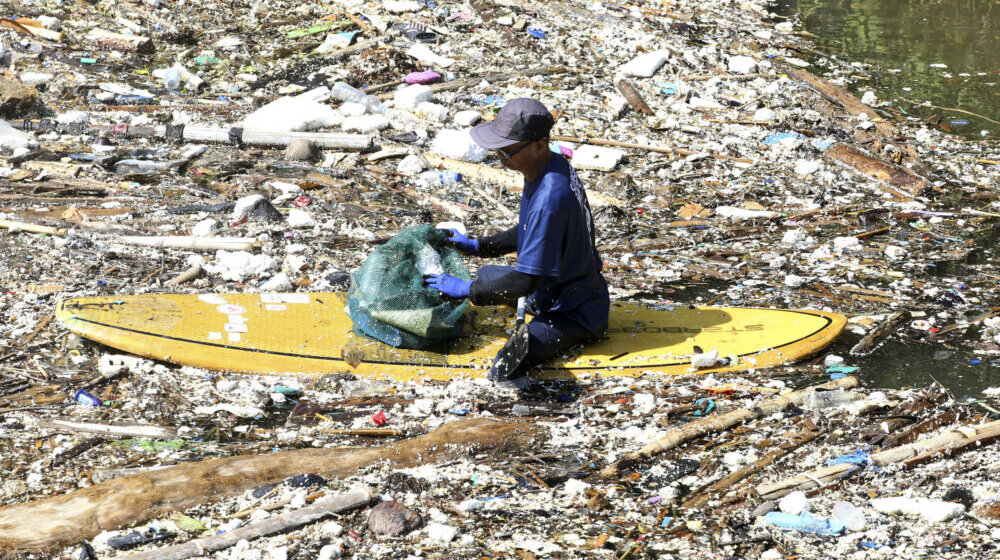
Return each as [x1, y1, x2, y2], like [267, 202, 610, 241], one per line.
[496, 139, 539, 172]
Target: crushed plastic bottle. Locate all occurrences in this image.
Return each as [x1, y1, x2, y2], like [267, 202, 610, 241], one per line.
[163, 67, 181, 90]
[802, 388, 859, 410]
[832, 501, 867, 531]
[330, 81, 386, 114]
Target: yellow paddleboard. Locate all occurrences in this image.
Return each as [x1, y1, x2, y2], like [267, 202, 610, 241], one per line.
[55, 293, 845, 381]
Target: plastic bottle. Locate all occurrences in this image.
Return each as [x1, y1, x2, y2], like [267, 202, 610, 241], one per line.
[163, 67, 181, 90]
[803, 388, 855, 410]
[419, 170, 462, 186]
[764, 511, 844, 535]
[832, 501, 867, 531]
[330, 81, 386, 114]
[74, 388, 103, 407]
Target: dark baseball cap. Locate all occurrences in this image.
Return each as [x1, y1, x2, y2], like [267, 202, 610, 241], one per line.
[470, 98, 554, 149]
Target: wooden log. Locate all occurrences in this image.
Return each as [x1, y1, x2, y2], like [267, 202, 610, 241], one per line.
[0, 219, 66, 236]
[179, 126, 373, 150]
[116, 236, 258, 251]
[164, 263, 203, 286]
[780, 66, 899, 139]
[84, 29, 154, 53]
[616, 79, 654, 115]
[117, 487, 374, 560]
[33, 417, 179, 439]
[0, 17, 61, 41]
[596, 376, 860, 480]
[823, 143, 927, 196]
[850, 310, 911, 356]
[0, 418, 542, 551]
[755, 418, 1000, 500]
[551, 135, 754, 165]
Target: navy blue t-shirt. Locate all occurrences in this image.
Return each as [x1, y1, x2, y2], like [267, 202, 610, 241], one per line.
[516, 153, 609, 335]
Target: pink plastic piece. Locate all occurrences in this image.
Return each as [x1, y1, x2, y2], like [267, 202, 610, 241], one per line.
[405, 71, 442, 85]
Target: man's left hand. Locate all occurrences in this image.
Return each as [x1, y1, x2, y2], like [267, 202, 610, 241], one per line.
[424, 274, 472, 299]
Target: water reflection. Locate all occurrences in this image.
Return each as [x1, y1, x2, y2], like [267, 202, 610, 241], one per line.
[773, 0, 1000, 135]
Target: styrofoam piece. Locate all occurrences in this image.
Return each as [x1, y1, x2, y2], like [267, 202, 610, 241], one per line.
[243, 96, 342, 133]
[287, 209, 316, 228]
[415, 101, 449, 122]
[453, 110, 482, 127]
[782, 229, 807, 245]
[728, 55, 757, 74]
[260, 272, 293, 292]
[691, 349, 718, 368]
[572, 144, 625, 171]
[339, 102, 367, 117]
[794, 160, 821, 175]
[204, 250, 277, 281]
[395, 84, 434, 109]
[397, 154, 424, 175]
[19, 72, 53, 85]
[430, 129, 488, 163]
[425, 523, 458, 542]
[870, 497, 965, 523]
[620, 50, 670, 77]
[0, 120, 34, 153]
[191, 218, 218, 237]
[753, 108, 776, 121]
[784, 274, 806, 287]
[384, 0, 422, 13]
[341, 115, 389, 133]
[406, 43, 456, 68]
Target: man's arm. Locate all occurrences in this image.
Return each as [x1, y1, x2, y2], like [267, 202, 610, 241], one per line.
[477, 226, 518, 258]
[470, 269, 539, 306]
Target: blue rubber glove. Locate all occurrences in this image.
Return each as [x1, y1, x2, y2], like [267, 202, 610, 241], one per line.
[439, 228, 479, 254]
[424, 274, 472, 299]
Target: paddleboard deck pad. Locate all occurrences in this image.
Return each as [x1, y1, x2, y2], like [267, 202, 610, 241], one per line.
[55, 293, 845, 381]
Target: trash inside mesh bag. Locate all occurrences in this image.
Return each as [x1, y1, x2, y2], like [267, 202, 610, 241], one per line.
[347, 225, 471, 348]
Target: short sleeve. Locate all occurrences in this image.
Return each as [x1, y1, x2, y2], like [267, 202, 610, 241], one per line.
[516, 208, 564, 276]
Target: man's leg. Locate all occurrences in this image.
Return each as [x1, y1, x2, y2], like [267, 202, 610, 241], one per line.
[489, 313, 596, 385]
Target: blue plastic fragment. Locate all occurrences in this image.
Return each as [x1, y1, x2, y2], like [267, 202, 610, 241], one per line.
[527, 28, 547, 38]
[660, 82, 678, 95]
[830, 372, 847, 380]
[949, 119, 970, 126]
[971, 359, 982, 365]
[448, 407, 469, 416]
[827, 448, 882, 473]
[811, 137, 836, 151]
[763, 132, 805, 145]
[765, 511, 844, 535]
[660, 516, 673, 527]
[691, 398, 716, 416]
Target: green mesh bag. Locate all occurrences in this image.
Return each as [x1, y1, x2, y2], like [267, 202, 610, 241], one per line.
[347, 224, 471, 348]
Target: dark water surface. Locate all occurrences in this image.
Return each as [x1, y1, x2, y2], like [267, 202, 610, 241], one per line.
[772, 0, 1000, 136]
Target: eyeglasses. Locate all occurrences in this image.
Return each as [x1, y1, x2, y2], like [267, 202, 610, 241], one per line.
[497, 141, 533, 159]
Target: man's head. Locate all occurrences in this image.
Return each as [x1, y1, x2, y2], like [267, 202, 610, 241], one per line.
[470, 98, 554, 177]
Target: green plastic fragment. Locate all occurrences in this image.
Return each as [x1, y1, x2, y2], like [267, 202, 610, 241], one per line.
[273, 385, 303, 396]
[80, 57, 98, 64]
[825, 365, 859, 374]
[171, 514, 207, 532]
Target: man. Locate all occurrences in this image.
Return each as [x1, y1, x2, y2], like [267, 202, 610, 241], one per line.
[424, 98, 610, 388]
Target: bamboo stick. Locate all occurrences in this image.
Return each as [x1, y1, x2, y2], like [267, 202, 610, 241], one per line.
[755, 419, 1000, 500]
[0, 219, 66, 236]
[551, 135, 754, 164]
[117, 487, 374, 560]
[597, 376, 860, 479]
[164, 264, 203, 286]
[34, 417, 179, 439]
[116, 236, 258, 251]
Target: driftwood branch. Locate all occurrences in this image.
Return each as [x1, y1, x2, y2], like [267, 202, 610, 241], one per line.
[597, 376, 860, 480]
[0, 418, 543, 551]
[118, 487, 374, 560]
[33, 417, 178, 439]
[755, 418, 1000, 500]
[850, 310, 911, 356]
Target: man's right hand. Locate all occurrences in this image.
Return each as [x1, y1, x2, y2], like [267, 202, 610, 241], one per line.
[439, 228, 479, 254]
